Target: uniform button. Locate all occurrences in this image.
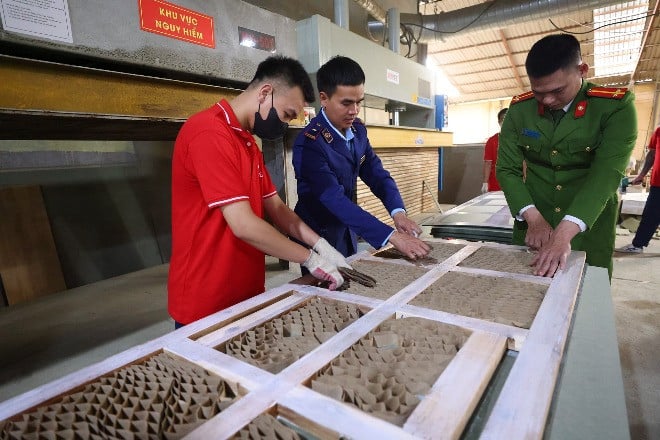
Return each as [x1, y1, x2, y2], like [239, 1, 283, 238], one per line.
[555, 165, 562, 170]
[525, 145, 530, 150]
[551, 150, 558, 155]
[585, 146, 591, 152]
[247, 142, 252, 146]
[555, 207, 561, 213]
[556, 185, 562, 190]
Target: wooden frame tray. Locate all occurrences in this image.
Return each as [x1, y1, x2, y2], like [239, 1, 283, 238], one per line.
[0, 238, 586, 439]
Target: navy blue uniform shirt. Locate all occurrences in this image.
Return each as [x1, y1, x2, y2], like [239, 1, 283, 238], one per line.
[293, 111, 404, 257]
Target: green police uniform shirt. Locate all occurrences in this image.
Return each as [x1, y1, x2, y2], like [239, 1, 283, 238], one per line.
[496, 81, 637, 275]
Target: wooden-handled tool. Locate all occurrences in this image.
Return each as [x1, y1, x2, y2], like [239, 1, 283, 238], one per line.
[339, 267, 377, 288]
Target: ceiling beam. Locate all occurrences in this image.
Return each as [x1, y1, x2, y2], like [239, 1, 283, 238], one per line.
[427, 23, 594, 56]
[499, 29, 525, 91]
[631, 0, 659, 82]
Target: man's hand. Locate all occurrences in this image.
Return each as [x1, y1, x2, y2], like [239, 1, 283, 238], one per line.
[303, 250, 344, 290]
[393, 212, 423, 237]
[313, 238, 352, 269]
[481, 182, 489, 194]
[531, 220, 580, 277]
[522, 207, 553, 250]
[631, 175, 644, 185]
[388, 231, 431, 259]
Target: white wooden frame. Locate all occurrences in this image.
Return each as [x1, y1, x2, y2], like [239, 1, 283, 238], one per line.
[0, 238, 586, 439]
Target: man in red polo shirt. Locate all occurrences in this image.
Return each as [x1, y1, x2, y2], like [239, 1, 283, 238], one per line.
[481, 108, 507, 193]
[169, 56, 348, 327]
[616, 124, 660, 253]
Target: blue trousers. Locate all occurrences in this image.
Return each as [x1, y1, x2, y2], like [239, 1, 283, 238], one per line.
[632, 186, 660, 248]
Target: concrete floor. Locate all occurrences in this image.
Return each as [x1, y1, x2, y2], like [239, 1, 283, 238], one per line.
[0, 236, 658, 439]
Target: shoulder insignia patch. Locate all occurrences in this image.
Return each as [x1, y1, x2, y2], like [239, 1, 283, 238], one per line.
[321, 128, 333, 144]
[511, 91, 534, 105]
[587, 87, 627, 99]
[303, 123, 321, 140]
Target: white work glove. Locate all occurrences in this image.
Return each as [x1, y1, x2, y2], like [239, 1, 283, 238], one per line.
[303, 250, 344, 290]
[313, 238, 352, 269]
[481, 182, 489, 194]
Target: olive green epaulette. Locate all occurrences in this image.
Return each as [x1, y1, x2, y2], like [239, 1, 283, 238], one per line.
[586, 86, 627, 99]
[510, 91, 534, 105]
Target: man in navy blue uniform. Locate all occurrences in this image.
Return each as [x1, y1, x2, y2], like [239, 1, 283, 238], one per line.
[293, 56, 431, 259]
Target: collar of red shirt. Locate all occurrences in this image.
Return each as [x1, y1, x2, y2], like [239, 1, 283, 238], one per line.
[216, 99, 255, 144]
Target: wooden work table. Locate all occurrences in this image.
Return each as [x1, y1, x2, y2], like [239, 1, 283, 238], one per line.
[0, 239, 629, 439]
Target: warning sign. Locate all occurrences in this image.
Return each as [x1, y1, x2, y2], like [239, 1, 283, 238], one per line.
[138, 0, 214, 48]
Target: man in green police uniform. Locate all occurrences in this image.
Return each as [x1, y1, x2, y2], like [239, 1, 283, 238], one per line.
[497, 34, 637, 278]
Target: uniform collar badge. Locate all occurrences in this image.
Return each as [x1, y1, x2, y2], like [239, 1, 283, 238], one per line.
[574, 101, 587, 118]
[322, 128, 333, 143]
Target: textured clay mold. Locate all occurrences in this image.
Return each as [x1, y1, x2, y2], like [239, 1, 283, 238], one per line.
[339, 260, 429, 299]
[232, 413, 302, 439]
[374, 241, 465, 265]
[411, 271, 547, 328]
[310, 317, 470, 426]
[458, 246, 536, 275]
[0, 353, 240, 440]
[222, 298, 364, 374]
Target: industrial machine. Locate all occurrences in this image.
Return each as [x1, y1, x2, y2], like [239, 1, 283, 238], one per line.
[0, 0, 299, 303]
[297, 14, 436, 128]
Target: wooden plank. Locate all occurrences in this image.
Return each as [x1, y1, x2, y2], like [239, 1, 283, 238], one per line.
[366, 126, 453, 148]
[403, 332, 508, 439]
[480, 251, 586, 439]
[545, 266, 630, 440]
[398, 305, 527, 351]
[0, 186, 66, 304]
[292, 284, 385, 310]
[452, 265, 553, 286]
[357, 147, 439, 222]
[0, 55, 235, 119]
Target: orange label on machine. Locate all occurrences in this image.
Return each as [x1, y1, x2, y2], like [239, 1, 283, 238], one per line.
[138, 0, 215, 48]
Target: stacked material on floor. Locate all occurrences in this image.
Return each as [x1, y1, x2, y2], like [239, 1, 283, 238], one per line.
[424, 192, 514, 244]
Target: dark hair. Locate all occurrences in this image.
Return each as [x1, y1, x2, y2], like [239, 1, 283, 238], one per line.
[316, 56, 365, 97]
[249, 55, 315, 103]
[525, 34, 581, 78]
[497, 108, 508, 121]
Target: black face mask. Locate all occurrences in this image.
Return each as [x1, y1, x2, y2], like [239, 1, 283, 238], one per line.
[253, 93, 288, 141]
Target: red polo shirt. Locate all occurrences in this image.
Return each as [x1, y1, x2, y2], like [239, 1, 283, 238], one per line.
[649, 126, 659, 187]
[484, 132, 502, 191]
[168, 100, 277, 324]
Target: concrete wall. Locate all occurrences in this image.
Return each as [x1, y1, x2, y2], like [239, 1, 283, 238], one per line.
[447, 99, 510, 145]
[0, 0, 298, 84]
[438, 145, 483, 205]
[630, 82, 660, 164]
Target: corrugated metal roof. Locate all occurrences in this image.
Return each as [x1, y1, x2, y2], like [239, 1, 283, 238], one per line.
[424, 0, 659, 103]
